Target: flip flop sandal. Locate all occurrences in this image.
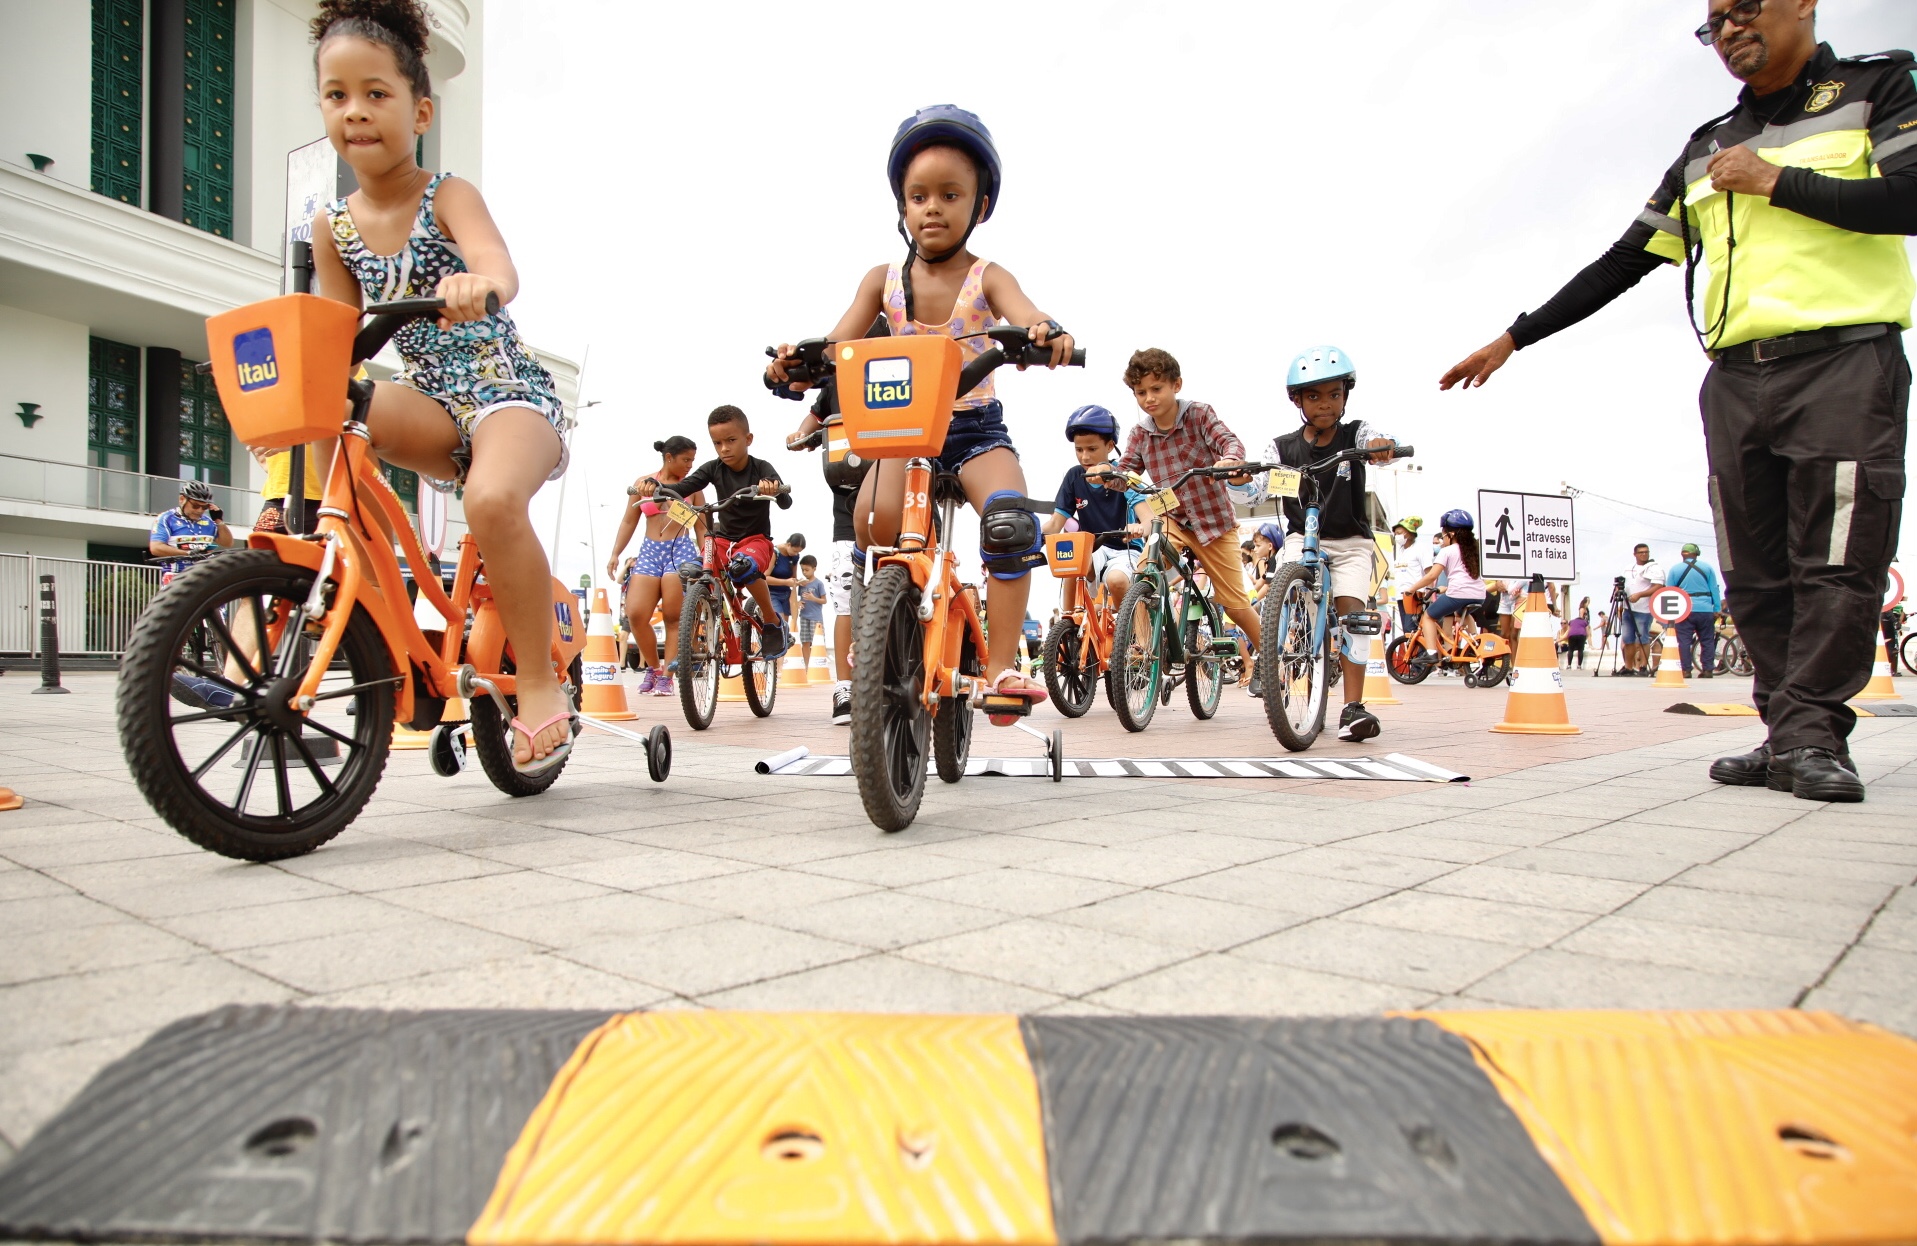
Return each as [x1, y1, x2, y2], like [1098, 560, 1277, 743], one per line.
[985, 670, 1047, 727]
[508, 710, 577, 777]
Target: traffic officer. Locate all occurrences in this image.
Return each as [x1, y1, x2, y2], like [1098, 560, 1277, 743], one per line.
[1439, 0, 1914, 803]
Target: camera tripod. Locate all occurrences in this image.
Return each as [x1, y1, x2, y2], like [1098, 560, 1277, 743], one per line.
[1592, 576, 1633, 676]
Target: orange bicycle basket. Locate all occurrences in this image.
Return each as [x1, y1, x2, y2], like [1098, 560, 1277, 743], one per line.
[205, 294, 359, 448]
[833, 335, 963, 459]
[1045, 531, 1093, 577]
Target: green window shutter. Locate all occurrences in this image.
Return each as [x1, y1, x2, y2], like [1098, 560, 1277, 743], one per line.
[91, 0, 144, 206]
[177, 357, 232, 485]
[180, 0, 234, 238]
[88, 337, 143, 471]
[384, 464, 420, 513]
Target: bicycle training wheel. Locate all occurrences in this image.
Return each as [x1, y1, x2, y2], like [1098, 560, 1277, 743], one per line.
[1185, 613, 1225, 720]
[1043, 618, 1099, 718]
[469, 653, 584, 798]
[1385, 634, 1431, 685]
[851, 566, 929, 831]
[677, 581, 722, 730]
[743, 618, 779, 718]
[1474, 652, 1513, 689]
[1109, 578, 1164, 732]
[1262, 563, 1329, 751]
[117, 549, 393, 861]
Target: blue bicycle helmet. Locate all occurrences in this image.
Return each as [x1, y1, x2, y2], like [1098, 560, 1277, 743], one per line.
[1285, 345, 1357, 393]
[1441, 508, 1475, 530]
[1254, 522, 1284, 545]
[887, 105, 1001, 223]
[1064, 404, 1119, 441]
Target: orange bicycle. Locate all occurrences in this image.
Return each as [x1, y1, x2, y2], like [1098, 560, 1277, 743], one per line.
[1385, 594, 1512, 689]
[775, 326, 1084, 831]
[115, 292, 662, 862]
[1040, 530, 1126, 718]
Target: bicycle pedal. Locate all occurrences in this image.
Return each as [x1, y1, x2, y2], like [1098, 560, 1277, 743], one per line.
[1342, 611, 1382, 636]
[979, 694, 1033, 719]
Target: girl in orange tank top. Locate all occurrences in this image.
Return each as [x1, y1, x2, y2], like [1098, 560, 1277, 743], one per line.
[769, 107, 1075, 701]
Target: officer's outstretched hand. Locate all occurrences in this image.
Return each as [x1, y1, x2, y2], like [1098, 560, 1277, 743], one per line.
[1439, 332, 1515, 391]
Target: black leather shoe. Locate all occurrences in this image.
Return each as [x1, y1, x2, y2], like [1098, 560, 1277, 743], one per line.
[1708, 743, 1771, 786]
[1767, 747, 1865, 803]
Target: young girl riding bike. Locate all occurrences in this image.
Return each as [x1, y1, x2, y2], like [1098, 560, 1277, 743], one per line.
[1409, 511, 1489, 662]
[768, 105, 1074, 708]
[608, 436, 705, 698]
[306, 0, 572, 773]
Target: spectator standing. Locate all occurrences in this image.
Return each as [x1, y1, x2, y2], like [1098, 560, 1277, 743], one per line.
[1666, 541, 1723, 678]
[794, 555, 826, 679]
[1619, 543, 1663, 676]
[1565, 597, 1592, 669]
[767, 534, 806, 624]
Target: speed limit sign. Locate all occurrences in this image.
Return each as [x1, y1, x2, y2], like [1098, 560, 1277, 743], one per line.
[1649, 586, 1693, 625]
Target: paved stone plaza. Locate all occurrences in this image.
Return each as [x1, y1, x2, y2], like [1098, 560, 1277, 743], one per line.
[2, 667, 1913, 1160]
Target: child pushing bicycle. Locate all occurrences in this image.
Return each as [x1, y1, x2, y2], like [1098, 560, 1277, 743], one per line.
[767, 105, 1074, 710]
[1232, 346, 1402, 742]
[306, 0, 572, 774]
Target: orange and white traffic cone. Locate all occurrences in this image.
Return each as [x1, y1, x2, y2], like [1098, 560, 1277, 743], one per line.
[0, 786, 21, 812]
[1492, 576, 1581, 735]
[810, 647, 832, 685]
[1361, 631, 1402, 707]
[1853, 637, 1899, 701]
[581, 588, 637, 720]
[1652, 626, 1689, 689]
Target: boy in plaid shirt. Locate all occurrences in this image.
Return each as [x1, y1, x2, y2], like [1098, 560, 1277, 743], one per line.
[1104, 347, 1266, 694]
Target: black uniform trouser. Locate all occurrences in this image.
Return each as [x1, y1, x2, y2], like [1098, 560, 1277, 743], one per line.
[1702, 332, 1908, 754]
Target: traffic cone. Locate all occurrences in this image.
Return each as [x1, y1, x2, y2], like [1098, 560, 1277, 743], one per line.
[1492, 576, 1581, 735]
[1853, 638, 1899, 701]
[1360, 631, 1402, 707]
[784, 646, 808, 685]
[581, 588, 637, 720]
[0, 787, 21, 812]
[1652, 626, 1689, 689]
[810, 647, 832, 685]
[718, 671, 748, 702]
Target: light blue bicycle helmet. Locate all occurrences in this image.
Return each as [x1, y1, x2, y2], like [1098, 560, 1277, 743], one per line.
[1285, 345, 1357, 394]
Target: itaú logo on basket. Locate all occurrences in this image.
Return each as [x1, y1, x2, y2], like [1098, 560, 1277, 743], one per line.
[554, 599, 575, 643]
[864, 357, 912, 409]
[232, 328, 279, 391]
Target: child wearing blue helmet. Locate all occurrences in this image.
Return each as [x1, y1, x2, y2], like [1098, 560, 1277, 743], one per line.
[769, 105, 1074, 707]
[1044, 405, 1148, 611]
[1233, 346, 1403, 742]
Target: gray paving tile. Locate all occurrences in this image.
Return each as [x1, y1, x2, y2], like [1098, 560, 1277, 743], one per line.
[1415, 866, 1647, 917]
[1028, 845, 1228, 888]
[1332, 830, 1520, 865]
[1126, 830, 1299, 867]
[1049, 890, 1309, 952]
[224, 919, 537, 994]
[1615, 885, 1873, 942]
[1555, 915, 1843, 981]
[0, 1032, 146, 1154]
[1861, 907, 1917, 953]
[457, 891, 721, 947]
[1233, 918, 1525, 994]
[0, 872, 76, 904]
[900, 867, 1136, 916]
[565, 918, 864, 997]
[0, 956, 293, 1057]
[1256, 845, 1461, 889]
[1713, 847, 1917, 886]
[900, 917, 1188, 997]
[48, 868, 346, 921]
[0, 892, 127, 938]
[545, 849, 754, 892]
[1341, 891, 1596, 948]
[794, 849, 989, 888]
[151, 893, 421, 952]
[314, 953, 671, 1011]
[0, 828, 201, 870]
[0, 922, 203, 986]
[1161, 862, 1392, 916]
[1468, 949, 1801, 1010]
[702, 954, 1061, 1013]
[1818, 945, 1917, 999]
[642, 867, 874, 917]
[1667, 863, 1898, 907]
[759, 890, 1007, 951]
[1798, 985, 1917, 1038]
[376, 870, 616, 920]
[916, 834, 1079, 867]
[1085, 954, 1424, 1015]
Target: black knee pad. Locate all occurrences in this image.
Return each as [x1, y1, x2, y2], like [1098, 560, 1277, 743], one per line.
[980, 491, 1044, 581]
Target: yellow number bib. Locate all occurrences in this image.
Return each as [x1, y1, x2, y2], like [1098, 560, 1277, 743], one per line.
[1142, 487, 1180, 518]
[1266, 468, 1303, 500]
[666, 499, 698, 530]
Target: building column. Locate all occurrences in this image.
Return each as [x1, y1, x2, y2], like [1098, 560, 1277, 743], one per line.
[145, 347, 182, 482]
[148, 0, 185, 222]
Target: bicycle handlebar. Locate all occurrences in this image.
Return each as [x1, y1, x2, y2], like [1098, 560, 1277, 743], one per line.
[353, 292, 500, 365]
[787, 427, 828, 452]
[654, 483, 793, 514]
[765, 323, 1084, 402]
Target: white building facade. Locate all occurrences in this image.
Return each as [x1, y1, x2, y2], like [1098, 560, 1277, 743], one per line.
[0, 0, 573, 654]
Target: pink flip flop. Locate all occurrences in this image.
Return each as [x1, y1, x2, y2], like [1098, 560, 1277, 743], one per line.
[508, 710, 576, 777]
[985, 669, 1048, 726]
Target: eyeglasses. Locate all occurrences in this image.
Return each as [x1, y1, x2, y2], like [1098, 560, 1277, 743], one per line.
[1695, 0, 1762, 45]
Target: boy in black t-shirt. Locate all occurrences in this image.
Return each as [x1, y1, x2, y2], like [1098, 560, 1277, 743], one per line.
[636, 405, 792, 655]
[1043, 405, 1146, 613]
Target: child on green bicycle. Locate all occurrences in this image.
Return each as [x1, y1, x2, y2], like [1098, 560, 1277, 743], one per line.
[766, 105, 1073, 709]
[1231, 346, 1401, 741]
[1044, 405, 1147, 614]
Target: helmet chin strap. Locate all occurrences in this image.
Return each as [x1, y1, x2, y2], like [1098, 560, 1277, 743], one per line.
[896, 198, 985, 323]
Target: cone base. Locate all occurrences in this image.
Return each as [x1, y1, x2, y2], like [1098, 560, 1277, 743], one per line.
[392, 727, 434, 750]
[1363, 691, 1403, 706]
[1491, 722, 1582, 735]
[0, 787, 22, 812]
[1851, 689, 1899, 701]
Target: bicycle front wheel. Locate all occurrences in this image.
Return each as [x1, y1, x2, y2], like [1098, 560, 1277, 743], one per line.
[851, 566, 929, 832]
[743, 616, 779, 718]
[1262, 563, 1329, 751]
[1043, 618, 1099, 718]
[677, 581, 722, 730]
[117, 549, 393, 861]
[1385, 634, 1431, 685]
[1185, 611, 1225, 720]
[1109, 578, 1164, 733]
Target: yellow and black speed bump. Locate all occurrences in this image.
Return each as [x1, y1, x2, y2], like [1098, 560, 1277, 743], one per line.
[2, 1006, 1915, 1244]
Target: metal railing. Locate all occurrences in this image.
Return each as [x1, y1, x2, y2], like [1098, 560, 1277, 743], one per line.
[0, 553, 164, 656]
[0, 453, 262, 526]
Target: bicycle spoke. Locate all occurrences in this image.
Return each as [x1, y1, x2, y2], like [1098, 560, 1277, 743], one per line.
[202, 610, 261, 685]
[174, 657, 251, 697]
[169, 704, 253, 729]
[309, 675, 403, 703]
[192, 719, 261, 781]
[271, 733, 294, 818]
[233, 726, 269, 812]
[287, 731, 339, 796]
[299, 716, 358, 748]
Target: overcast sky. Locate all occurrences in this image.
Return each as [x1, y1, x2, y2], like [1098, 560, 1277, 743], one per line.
[480, 0, 1913, 614]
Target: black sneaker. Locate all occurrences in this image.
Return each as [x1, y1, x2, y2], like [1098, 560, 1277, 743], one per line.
[1246, 666, 1264, 698]
[1767, 746, 1865, 803]
[762, 624, 790, 659]
[1337, 701, 1381, 742]
[831, 683, 852, 726]
[1708, 743, 1771, 786]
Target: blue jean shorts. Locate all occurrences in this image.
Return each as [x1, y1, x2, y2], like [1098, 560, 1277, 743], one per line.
[1621, 609, 1654, 645]
[937, 400, 1017, 473]
[1427, 592, 1485, 622]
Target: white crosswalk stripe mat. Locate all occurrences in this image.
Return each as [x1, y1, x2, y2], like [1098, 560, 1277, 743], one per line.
[755, 750, 1468, 782]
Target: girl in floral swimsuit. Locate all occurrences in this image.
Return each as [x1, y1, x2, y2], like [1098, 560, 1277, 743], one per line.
[308, 0, 572, 771]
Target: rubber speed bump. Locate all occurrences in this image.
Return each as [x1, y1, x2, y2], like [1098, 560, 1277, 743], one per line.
[470, 1011, 1056, 1245]
[1424, 1010, 1917, 1244]
[1021, 1016, 1594, 1244]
